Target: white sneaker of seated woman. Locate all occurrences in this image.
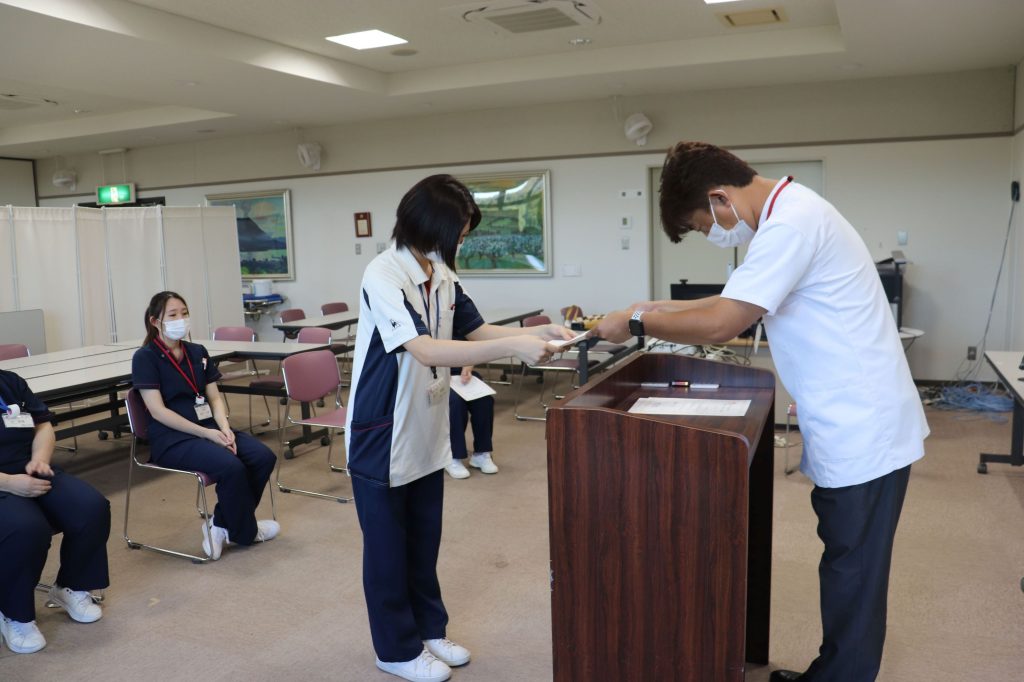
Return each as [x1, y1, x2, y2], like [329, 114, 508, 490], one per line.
[203, 518, 279, 560]
[0, 613, 46, 653]
[47, 585, 103, 623]
[376, 649, 452, 682]
[424, 637, 471, 666]
[444, 460, 470, 479]
[468, 452, 498, 474]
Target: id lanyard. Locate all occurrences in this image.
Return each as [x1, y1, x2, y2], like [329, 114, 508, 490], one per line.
[152, 338, 203, 403]
[419, 281, 442, 380]
[0, 395, 19, 417]
[765, 176, 794, 221]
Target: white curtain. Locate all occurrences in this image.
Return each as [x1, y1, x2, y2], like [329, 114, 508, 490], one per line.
[104, 207, 165, 342]
[11, 207, 82, 350]
[162, 206, 212, 338]
[202, 206, 244, 333]
[0, 206, 16, 312]
[76, 208, 113, 345]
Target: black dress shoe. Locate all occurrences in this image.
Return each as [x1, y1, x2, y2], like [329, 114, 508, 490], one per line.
[769, 671, 802, 682]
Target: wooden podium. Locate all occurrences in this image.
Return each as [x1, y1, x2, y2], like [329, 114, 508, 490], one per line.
[546, 352, 774, 681]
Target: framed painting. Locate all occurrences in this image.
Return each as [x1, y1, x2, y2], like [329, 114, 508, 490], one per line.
[206, 189, 295, 280]
[456, 170, 552, 277]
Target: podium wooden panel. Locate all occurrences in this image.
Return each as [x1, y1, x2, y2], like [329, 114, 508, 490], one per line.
[546, 353, 774, 681]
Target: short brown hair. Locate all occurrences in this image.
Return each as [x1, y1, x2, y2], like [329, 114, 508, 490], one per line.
[659, 142, 757, 243]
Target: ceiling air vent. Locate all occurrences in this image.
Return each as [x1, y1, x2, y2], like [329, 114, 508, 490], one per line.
[450, 1, 601, 34]
[719, 8, 786, 28]
[0, 93, 60, 110]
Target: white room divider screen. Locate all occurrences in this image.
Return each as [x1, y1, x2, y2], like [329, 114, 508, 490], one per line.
[1, 205, 243, 351]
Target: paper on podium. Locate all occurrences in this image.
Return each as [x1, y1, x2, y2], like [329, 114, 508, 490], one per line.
[628, 397, 750, 417]
[449, 375, 498, 401]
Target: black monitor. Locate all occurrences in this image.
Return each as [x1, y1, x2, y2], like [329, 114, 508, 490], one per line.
[670, 281, 725, 301]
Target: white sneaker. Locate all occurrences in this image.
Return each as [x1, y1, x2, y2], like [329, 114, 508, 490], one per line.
[202, 519, 229, 560]
[423, 637, 471, 667]
[0, 613, 46, 653]
[376, 649, 452, 682]
[444, 460, 470, 479]
[468, 452, 498, 474]
[255, 519, 280, 542]
[47, 586, 102, 623]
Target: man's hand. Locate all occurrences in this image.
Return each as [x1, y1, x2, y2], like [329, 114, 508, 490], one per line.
[5, 473, 52, 497]
[25, 459, 53, 478]
[460, 366, 473, 384]
[593, 310, 633, 343]
[529, 324, 576, 343]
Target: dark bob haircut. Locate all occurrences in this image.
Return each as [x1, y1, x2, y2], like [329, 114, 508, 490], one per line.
[391, 174, 481, 269]
[659, 141, 757, 243]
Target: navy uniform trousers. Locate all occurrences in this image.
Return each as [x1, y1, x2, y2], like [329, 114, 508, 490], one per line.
[802, 464, 911, 682]
[352, 470, 447, 663]
[0, 468, 110, 623]
[154, 430, 275, 546]
[448, 371, 494, 460]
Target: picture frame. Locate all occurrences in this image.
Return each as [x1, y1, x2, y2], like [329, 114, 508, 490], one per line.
[455, 170, 552, 277]
[206, 189, 295, 281]
[354, 211, 372, 238]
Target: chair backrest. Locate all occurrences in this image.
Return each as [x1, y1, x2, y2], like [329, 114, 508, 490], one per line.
[281, 350, 342, 403]
[279, 308, 306, 323]
[297, 327, 332, 344]
[212, 326, 256, 342]
[523, 315, 552, 328]
[320, 302, 349, 315]
[124, 388, 152, 440]
[560, 305, 583, 322]
[0, 343, 30, 360]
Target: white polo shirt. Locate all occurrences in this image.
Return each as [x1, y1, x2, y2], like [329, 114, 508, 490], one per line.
[345, 244, 485, 487]
[722, 178, 928, 488]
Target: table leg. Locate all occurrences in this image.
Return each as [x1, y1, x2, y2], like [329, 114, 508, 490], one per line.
[978, 397, 1024, 473]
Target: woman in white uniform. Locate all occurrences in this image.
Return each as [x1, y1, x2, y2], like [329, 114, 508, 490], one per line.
[346, 174, 571, 682]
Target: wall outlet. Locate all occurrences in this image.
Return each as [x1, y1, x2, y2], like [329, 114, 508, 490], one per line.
[620, 236, 630, 250]
[620, 215, 632, 229]
[619, 189, 643, 198]
[376, 242, 387, 254]
[967, 346, 977, 361]
[354, 243, 361, 255]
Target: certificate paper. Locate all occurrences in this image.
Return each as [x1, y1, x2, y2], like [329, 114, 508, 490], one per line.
[449, 375, 498, 401]
[548, 330, 591, 350]
[627, 397, 750, 417]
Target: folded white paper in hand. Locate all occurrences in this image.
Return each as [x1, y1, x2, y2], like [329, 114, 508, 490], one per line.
[449, 375, 498, 401]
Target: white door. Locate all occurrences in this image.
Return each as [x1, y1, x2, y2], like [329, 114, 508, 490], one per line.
[649, 161, 824, 300]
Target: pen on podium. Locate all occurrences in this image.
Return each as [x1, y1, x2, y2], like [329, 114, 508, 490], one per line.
[640, 381, 690, 388]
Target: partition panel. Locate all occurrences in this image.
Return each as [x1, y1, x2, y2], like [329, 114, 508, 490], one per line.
[202, 206, 245, 330]
[0, 206, 16, 311]
[12, 207, 80, 350]
[162, 206, 212, 338]
[105, 207, 163, 341]
[76, 208, 113, 345]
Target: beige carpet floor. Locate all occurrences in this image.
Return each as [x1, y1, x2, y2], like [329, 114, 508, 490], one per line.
[2, 378, 1023, 681]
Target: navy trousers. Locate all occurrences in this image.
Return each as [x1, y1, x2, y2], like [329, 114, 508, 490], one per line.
[802, 464, 911, 682]
[0, 469, 110, 622]
[352, 470, 448, 662]
[448, 371, 494, 460]
[154, 431, 275, 545]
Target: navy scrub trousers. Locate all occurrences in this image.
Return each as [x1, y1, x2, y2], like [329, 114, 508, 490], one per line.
[352, 470, 448, 662]
[0, 467, 111, 623]
[448, 370, 494, 461]
[802, 464, 911, 682]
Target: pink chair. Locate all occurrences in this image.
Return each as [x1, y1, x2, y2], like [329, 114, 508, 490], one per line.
[278, 350, 351, 503]
[320, 302, 356, 375]
[123, 390, 208, 563]
[513, 315, 588, 422]
[297, 327, 332, 344]
[278, 308, 307, 341]
[212, 326, 276, 433]
[320, 302, 349, 315]
[0, 343, 30, 360]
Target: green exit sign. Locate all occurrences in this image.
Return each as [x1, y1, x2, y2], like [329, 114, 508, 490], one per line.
[96, 183, 136, 205]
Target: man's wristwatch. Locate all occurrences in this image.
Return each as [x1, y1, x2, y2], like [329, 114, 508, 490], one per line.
[628, 310, 645, 337]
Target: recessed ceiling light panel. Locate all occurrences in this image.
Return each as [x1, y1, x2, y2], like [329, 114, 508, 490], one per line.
[326, 29, 408, 50]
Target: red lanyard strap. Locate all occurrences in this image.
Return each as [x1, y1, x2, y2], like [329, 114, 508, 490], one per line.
[765, 176, 793, 221]
[153, 339, 201, 396]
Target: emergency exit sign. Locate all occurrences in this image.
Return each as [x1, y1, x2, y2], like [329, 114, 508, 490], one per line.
[96, 183, 136, 205]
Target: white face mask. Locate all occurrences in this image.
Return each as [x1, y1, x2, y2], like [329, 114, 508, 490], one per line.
[706, 195, 755, 248]
[163, 317, 190, 341]
[424, 250, 445, 265]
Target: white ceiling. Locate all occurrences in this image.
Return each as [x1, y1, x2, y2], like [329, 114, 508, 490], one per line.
[0, 0, 1021, 159]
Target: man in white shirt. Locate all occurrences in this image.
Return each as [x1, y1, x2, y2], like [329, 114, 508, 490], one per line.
[596, 141, 928, 682]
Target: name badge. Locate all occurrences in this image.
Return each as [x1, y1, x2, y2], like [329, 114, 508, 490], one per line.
[194, 396, 213, 420]
[426, 376, 447, 407]
[3, 412, 34, 428]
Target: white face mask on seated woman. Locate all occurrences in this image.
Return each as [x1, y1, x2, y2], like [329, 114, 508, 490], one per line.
[163, 317, 190, 341]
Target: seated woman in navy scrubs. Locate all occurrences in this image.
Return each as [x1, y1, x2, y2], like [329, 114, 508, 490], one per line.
[0, 370, 110, 654]
[131, 291, 278, 561]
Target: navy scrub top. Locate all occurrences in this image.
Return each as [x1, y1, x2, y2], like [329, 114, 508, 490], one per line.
[0, 370, 55, 475]
[131, 341, 222, 456]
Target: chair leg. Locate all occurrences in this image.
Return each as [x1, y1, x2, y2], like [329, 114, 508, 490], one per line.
[514, 364, 548, 422]
[275, 430, 350, 503]
[784, 409, 797, 475]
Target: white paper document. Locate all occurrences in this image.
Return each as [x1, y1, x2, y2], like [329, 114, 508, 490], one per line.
[627, 397, 751, 417]
[449, 375, 498, 401]
[548, 330, 591, 350]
